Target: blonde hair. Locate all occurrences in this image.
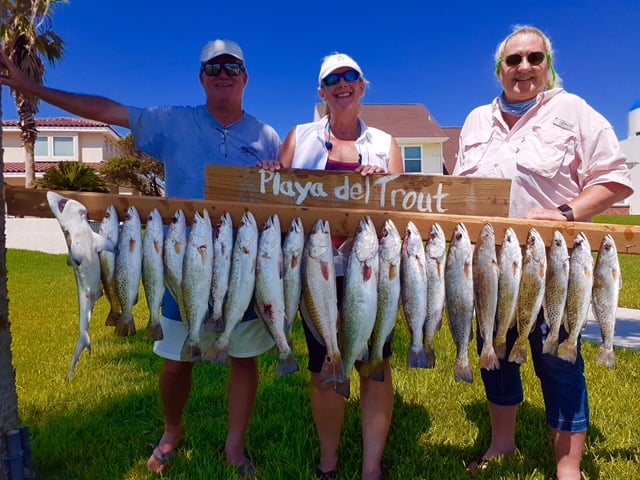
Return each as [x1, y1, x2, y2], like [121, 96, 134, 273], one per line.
[494, 25, 562, 89]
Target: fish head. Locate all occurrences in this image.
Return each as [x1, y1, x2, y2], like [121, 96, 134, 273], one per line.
[353, 216, 379, 262]
[47, 191, 90, 231]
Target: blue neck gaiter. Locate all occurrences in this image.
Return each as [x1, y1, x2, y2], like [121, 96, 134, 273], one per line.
[498, 92, 538, 117]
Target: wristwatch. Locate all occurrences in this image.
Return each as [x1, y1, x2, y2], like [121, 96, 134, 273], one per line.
[557, 204, 574, 221]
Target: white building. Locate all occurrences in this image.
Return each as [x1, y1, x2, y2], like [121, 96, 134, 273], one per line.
[621, 98, 640, 213]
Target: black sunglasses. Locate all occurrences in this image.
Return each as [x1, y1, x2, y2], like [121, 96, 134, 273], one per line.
[322, 69, 361, 87]
[200, 62, 246, 77]
[503, 51, 546, 68]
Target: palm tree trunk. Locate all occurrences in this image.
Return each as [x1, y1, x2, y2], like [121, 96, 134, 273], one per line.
[0, 79, 22, 480]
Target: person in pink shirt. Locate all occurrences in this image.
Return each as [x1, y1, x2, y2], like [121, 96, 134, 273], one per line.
[455, 25, 633, 480]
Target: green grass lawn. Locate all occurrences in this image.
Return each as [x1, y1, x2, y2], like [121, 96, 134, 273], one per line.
[7, 248, 640, 480]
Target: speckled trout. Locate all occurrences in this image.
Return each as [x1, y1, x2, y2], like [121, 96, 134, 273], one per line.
[542, 230, 569, 356]
[114, 206, 142, 337]
[142, 208, 165, 341]
[591, 234, 620, 368]
[180, 209, 214, 361]
[473, 223, 500, 371]
[206, 212, 233, 333]
[255, 214, 299, 376]
[99, 205, 121, 327]
[301, 219, 343, 387]
[509, 228, 546, 364]
[283, 217, 305, 337]
[424, 223, 446, 368]
[494, 227, 521, 360]
[557, 232, 593, 364]
[444, 223, 474, 383]
[360, 219, 401, 381]
[336, 216, 379, 398]
[163, 210, 187, 323]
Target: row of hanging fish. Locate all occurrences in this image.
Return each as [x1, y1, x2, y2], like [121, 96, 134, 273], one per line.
[48, 190, 621, 384]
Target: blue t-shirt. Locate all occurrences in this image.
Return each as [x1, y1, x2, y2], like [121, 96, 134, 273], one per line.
[128, 105, 281, 320]
[128, 105, 281, 199]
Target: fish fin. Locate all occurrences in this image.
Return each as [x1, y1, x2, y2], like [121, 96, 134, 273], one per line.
[334, 378, 351, 399]
[542, 335, 559, 356]
[556, 341, 577, 364]
[507, 340, 528, 364]
[114, 318, 136, 337]
[180, 339, 202, 362]
[92, 232, 116, 253]
[408, 348, 428, 369]
[144, 320, 164, 341]
[454, 362, 474, 383]
[276, 352, 300, 376]
[67, 331, 91, 381]
[493, 338, 507, 360]
[319, 354, 344, 387]
[105, 308, 121, 327]
[479, 345, 500, 371]
[359, 361, 385, 382]
[202, 343, 229, 367]
[595, 347, 616, 368]
[424, 347, 436, 369]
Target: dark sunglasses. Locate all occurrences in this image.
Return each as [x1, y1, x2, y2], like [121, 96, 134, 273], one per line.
[200, 62, 246, 77]
[322, 69, 361, 87]
[503, 51, 546, 68]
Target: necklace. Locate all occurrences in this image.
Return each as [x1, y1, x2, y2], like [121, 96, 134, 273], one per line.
[325, 118, 362, 164]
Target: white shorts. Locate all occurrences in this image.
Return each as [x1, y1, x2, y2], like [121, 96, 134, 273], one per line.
[153, 316, 275, 361]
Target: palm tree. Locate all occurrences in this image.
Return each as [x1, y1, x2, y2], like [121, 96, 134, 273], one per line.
[1, 0, 66, 189]
[37, 160, 110, 192]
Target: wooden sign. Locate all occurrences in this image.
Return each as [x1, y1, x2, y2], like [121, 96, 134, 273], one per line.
[5, 185, 640, 255]
[204, 166, 512, 217]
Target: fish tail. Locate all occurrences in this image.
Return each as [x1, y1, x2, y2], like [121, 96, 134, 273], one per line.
[595, 347, 616, 368]
[359, 360, 385, 382]
[556, 340, 577, 364]
[105, 308, 121, 327]
[507, 339, 528, 364]
[144, 320, 164, 341]
[454, 361, 474, 384]
[542, 334, 559, 356]
[408, 347, 428, 369]
[212, 316, 227, 333]
[334, 378, 351, 399]
[67, 331, 91, 381]
[202, 342, 229, 367]
[494, 338, 507, 360]
[276, 351, 300, 376]
[479, 345, 500, 371]
[424, 344, 436, 369]
[114, 318, 136, 337]
[319, 353, 344, 387]
[180, 339, 202, 362]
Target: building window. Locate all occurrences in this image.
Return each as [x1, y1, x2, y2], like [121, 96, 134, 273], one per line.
[403, 146, 422, 173]
[35, 137, 48, 157]
[53, 137, 74, 157]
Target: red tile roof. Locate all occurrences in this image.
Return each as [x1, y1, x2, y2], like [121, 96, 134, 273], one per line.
[315, 103, 447, 139]
[2, 117, 112, 128]
[3, 161, 106, 174]
[441, 127, 461, 175]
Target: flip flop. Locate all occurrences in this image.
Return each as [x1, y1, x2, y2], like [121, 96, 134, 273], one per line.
[316, 467, 338, 480]
[234, 457, 256, 478]
[464, 450, 518, 473]
[148, 445, 174, 474]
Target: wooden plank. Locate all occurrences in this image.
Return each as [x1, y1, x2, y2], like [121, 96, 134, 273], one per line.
[205, 166, 512, 217]
[5, 185, 640, 255]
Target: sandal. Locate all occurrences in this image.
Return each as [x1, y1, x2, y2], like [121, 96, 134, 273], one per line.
[148, 445, 175, 474]
[234, 457, 256, 478]
[464, 450, 518, 473]
[316, 467, 338, 480]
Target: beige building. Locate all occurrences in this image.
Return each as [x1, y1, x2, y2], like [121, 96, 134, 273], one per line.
[314, 103, 455, 174]
[620, 99, 640, 214]
[2, 117, 121, 187]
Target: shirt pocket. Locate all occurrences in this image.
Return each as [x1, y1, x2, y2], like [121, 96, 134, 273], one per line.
[516, 125, 576, 178]
[458, 131, 493, 173]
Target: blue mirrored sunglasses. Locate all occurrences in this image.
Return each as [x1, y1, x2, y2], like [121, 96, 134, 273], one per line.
[201, 62, 245, 77]
[322, 69, 361, 87]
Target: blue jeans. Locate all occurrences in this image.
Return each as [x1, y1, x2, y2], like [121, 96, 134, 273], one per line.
[477, 310, 589, 432]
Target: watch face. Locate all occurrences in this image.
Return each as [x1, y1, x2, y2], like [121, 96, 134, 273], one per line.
[558, 204, 572, 213]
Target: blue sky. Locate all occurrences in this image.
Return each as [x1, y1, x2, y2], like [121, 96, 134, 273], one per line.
[2, 0, 638, 142]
